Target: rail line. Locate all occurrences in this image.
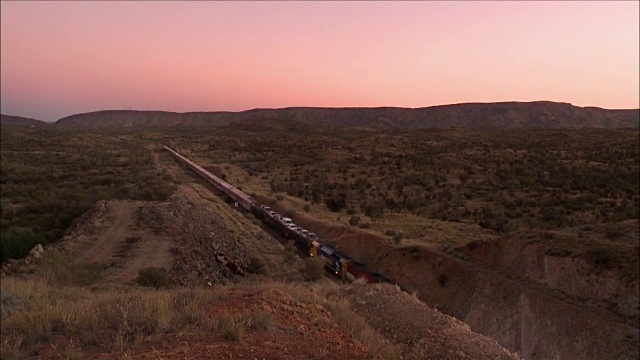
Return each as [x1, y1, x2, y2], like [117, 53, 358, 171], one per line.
[160, 144, 395, 285]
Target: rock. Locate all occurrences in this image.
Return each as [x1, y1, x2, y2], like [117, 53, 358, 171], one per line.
[29, 244, 44, 258]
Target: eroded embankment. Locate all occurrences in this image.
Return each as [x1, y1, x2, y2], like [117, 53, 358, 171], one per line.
[286, 212, 639, 360]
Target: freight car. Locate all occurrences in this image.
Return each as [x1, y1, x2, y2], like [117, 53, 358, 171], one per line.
[161, 144, 395, 285]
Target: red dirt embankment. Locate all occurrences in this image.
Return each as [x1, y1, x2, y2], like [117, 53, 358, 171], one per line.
[285, 210, 639, 360]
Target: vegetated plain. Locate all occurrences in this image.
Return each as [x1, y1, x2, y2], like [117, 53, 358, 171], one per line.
[3, 124, 638, 276]
[166, 125, 639, 248]
[0, 127, 175, 261]
[1, 123, 638, 359]
[1, 125, 516, 359]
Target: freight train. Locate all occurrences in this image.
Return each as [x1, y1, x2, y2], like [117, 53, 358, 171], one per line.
[161, 144, 395, 284]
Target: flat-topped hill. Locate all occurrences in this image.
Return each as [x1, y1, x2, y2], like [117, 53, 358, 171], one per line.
[53, 101, 639, 129]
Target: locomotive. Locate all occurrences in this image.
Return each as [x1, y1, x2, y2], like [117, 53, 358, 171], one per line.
[161, 144, 395, 284]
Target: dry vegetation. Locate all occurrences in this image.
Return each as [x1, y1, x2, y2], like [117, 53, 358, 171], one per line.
[0, 127, 176, 261]
[1, 124, 636, 359]
[165, 126, 639, 250]
[0, 272, 402, 359]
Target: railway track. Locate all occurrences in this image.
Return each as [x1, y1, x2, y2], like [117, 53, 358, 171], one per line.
[160, 144, 396, 285]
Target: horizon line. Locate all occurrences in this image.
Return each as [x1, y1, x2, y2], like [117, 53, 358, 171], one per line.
[2, 100, 640, 123]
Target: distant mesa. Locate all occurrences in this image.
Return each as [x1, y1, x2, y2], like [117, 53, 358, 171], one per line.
[13, 101, 640, 129]
[0, 114, 48, 127]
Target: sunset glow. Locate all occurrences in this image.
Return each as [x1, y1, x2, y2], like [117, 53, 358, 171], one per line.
[1, 1, 638, 122]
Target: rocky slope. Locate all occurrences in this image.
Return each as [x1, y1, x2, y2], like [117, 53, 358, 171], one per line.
[53, 101, 639, 128]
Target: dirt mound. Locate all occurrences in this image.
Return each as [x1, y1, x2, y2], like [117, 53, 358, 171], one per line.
[33, 185, 254, 288]
[88, 287, 370, 360]
[343, 282, 517, 359]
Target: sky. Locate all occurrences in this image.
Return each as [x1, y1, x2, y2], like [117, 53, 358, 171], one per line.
[1, 1, 638, 122]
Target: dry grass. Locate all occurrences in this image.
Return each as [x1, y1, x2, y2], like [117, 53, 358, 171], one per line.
[217, 315, 245, 341]
[1, 274, 403, 358]
[0, 277, 224, 357]
[230, 279, 403, 358]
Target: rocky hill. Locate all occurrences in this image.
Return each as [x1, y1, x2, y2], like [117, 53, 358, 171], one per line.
[0, 114, 48, 127]
[54, 101, 639, 129]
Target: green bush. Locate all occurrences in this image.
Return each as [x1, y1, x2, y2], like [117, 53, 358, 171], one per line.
[0, 226, 43, 262]
[136, 266, 171, 289]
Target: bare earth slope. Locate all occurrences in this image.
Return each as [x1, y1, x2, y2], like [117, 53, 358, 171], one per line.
[53, 101, 639, 128]
[281, 211, 639, 360]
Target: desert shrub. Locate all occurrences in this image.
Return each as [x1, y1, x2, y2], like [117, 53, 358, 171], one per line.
[393, 232, 404, 244]
[325, 192, 347, 212]
[465, 240, 482, 250]
[437, 274, 448, 287]
[246, 310, 275, 331]
[246, 256, 268, 275]
[284, 241, 297, 264]
[385, 229, 396, 237]
[70, 262, 105, 286]
[303, 257, 325, 281]
[218, 316, 245, 341]
[349, 215, 361, 226]
[586, 245, 616, 268]
[303, 204, 311, 212]
[136, 267, 171, 289]
[284, 209, 297, 219]
[604, 223, 623, 239]
[363, 200, 385, 220]
[275, 194, 284, 201]
[0, 226, 44, 262]
[41, 251, 104, 287]
[0, 287, 23, 318]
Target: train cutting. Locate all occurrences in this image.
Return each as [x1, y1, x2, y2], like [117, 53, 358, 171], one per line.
[160, 144, 396, 285]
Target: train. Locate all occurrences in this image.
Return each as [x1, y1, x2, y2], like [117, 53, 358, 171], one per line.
[161, 144, 395, 285]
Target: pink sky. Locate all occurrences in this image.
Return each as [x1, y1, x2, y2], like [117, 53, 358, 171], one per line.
[1, 1, 638, 122]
